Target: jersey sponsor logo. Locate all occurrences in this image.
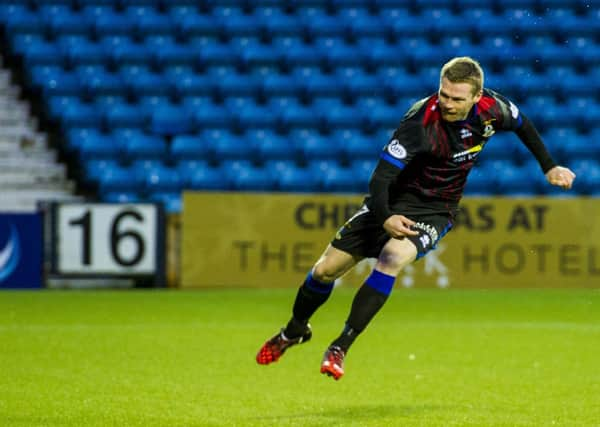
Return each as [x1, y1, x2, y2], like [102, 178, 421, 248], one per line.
[460, 128, 473, 139]
[509, 101, 519, 119]
[387, 139, 407, 159]
[452, 144, 483, 159]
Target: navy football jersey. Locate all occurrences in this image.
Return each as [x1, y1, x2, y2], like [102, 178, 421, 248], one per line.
[366, 89, 529, 216]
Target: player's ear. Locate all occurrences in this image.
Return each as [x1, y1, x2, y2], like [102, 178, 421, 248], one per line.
[473, 90, 483, 103]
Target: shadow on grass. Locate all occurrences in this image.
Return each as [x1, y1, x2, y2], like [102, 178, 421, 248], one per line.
[247, 403, 448, 425]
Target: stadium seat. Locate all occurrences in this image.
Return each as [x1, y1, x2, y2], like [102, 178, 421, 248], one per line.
[150, 105, 195, 136]
[293, 130, 338, 162]
[102, 192, 142, 203]
[227, 165, 276, 191]
[103, 103, 148, 129]
[149, 192, 182, 213]
[117, 132, 168, 162]
[250, 130, 297, 162]
[97, 166, 141, 195]
[188, 166, 229, 190]
[144, 166, 184, 194]
[171, 135, 210, 162]
[276, 166, 320, 192]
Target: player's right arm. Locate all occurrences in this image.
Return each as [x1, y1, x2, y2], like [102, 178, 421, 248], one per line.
[368, 120, 424, 238]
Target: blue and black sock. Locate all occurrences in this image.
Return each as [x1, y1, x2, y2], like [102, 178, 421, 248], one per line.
[284, 272, 334, 338]
[331, 269, 395, 351]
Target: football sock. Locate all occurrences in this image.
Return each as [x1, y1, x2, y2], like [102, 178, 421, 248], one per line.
[331, 270, 395, 351]
[284, 272, 334, 338]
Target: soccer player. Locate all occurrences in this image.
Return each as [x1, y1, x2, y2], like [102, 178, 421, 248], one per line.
[256, 57, 576, 380]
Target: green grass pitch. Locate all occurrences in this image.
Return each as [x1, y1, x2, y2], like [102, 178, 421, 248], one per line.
[1, 288, 599, 427]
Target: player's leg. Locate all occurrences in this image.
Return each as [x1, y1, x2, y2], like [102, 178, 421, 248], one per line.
[321, 238, 417, 379]
[321, 215, 453, 379]
[256, 245, 361, 365]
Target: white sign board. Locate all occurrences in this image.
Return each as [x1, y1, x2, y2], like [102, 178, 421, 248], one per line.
[57, 204, 160, 275]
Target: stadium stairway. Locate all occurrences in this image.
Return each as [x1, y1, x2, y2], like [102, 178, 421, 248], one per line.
[0, 54, 80, 212]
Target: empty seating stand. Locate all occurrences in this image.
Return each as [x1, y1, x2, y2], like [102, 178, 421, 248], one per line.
[0, 0, 597, 212]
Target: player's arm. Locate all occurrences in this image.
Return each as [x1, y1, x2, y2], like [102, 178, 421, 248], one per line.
[369, 122, 423, 238]
[515, 113, 576, 189]
[369, 160, 418, 238]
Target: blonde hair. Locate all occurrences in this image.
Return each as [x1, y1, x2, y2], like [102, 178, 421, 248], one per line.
[440, 57, 484, 95]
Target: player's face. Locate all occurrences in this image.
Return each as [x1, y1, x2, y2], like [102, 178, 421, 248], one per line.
[438, 77, 482, 122]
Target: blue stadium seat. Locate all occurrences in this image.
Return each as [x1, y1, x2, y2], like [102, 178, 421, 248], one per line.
[192, 104, 230, 128]
[171, 135, 210, 162]
[258, 7, 303, 38]
[151, 41, 197, 67]
[278, 41, 324, 68]
[82, 159, 120, 185]
[278, 103, 318, 129]
[350, 158, 377, 183]
[94, 11, 135, 36]
[97, 166, 141, 195]
[117, 132, 168, 161]
[77, 132, 121, 161]
[175, 159, 209, 182]
[128, 8, 174, 37]
[59, 101, 103, 129]
[293, 130, 339, 161]
[19, 40, 66, 67]
[341, 8, 387, 38]
[464, 167, 497, 195]
[45, 9, 91, 37]
[230, 101, 278, 129]
[123, 69, 171, 97]
[174, 12, 223, 38]
[276, 166, 320, 192]
[296, 67, 343, 98]
[149, 193, 182, 213]
[261, 73, 302, 97]
[103, 103, 148, 129]
[137, 95, 172, 116]
[249, 130, 297, 162]
[144, 166, 183, 194]
[188, 166, 229, 190]
[78, 67, 127, 97]
[381, 9, 428, 38]
[227, 165, 276, 191]
[102, 192, 142, 203]
[201, 129, 242, 162]
[2, 7, 44, 35]
[236, 39, 282, 68]
[194, 40, 237, 67]
[167, 73, 214, 98]
[102, 36, 152, 66]
[568, 159, 600, 195]
[150, 105, 194, 136]
[315, 37, 365, 68]
[335, 130, 377, 161]
[300, 9, 347, 38]
[211, 67, 260, 97]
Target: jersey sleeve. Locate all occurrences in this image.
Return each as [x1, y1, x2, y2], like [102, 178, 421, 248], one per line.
[488, 90, 523, 131]
[379, 120, 425, 170]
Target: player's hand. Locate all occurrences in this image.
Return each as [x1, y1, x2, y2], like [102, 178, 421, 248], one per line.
[383, 215, 419, 238]
[545, 166, 576, 190]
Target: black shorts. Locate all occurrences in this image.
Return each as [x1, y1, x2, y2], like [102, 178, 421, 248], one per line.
[330, 205, 453, 260]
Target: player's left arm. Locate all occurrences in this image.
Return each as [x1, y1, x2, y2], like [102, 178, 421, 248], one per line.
[515, 114, 576, 190]
[491, 91, 576, 190]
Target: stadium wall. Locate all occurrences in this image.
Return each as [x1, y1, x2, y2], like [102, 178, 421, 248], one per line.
[181, 192, 600, 289]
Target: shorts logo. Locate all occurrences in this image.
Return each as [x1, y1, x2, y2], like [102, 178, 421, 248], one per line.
[387, 139, 407, 159]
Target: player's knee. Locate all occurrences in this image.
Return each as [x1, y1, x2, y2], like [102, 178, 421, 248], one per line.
[311, 262, 339, 283]
[376, 247, 414, 275]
